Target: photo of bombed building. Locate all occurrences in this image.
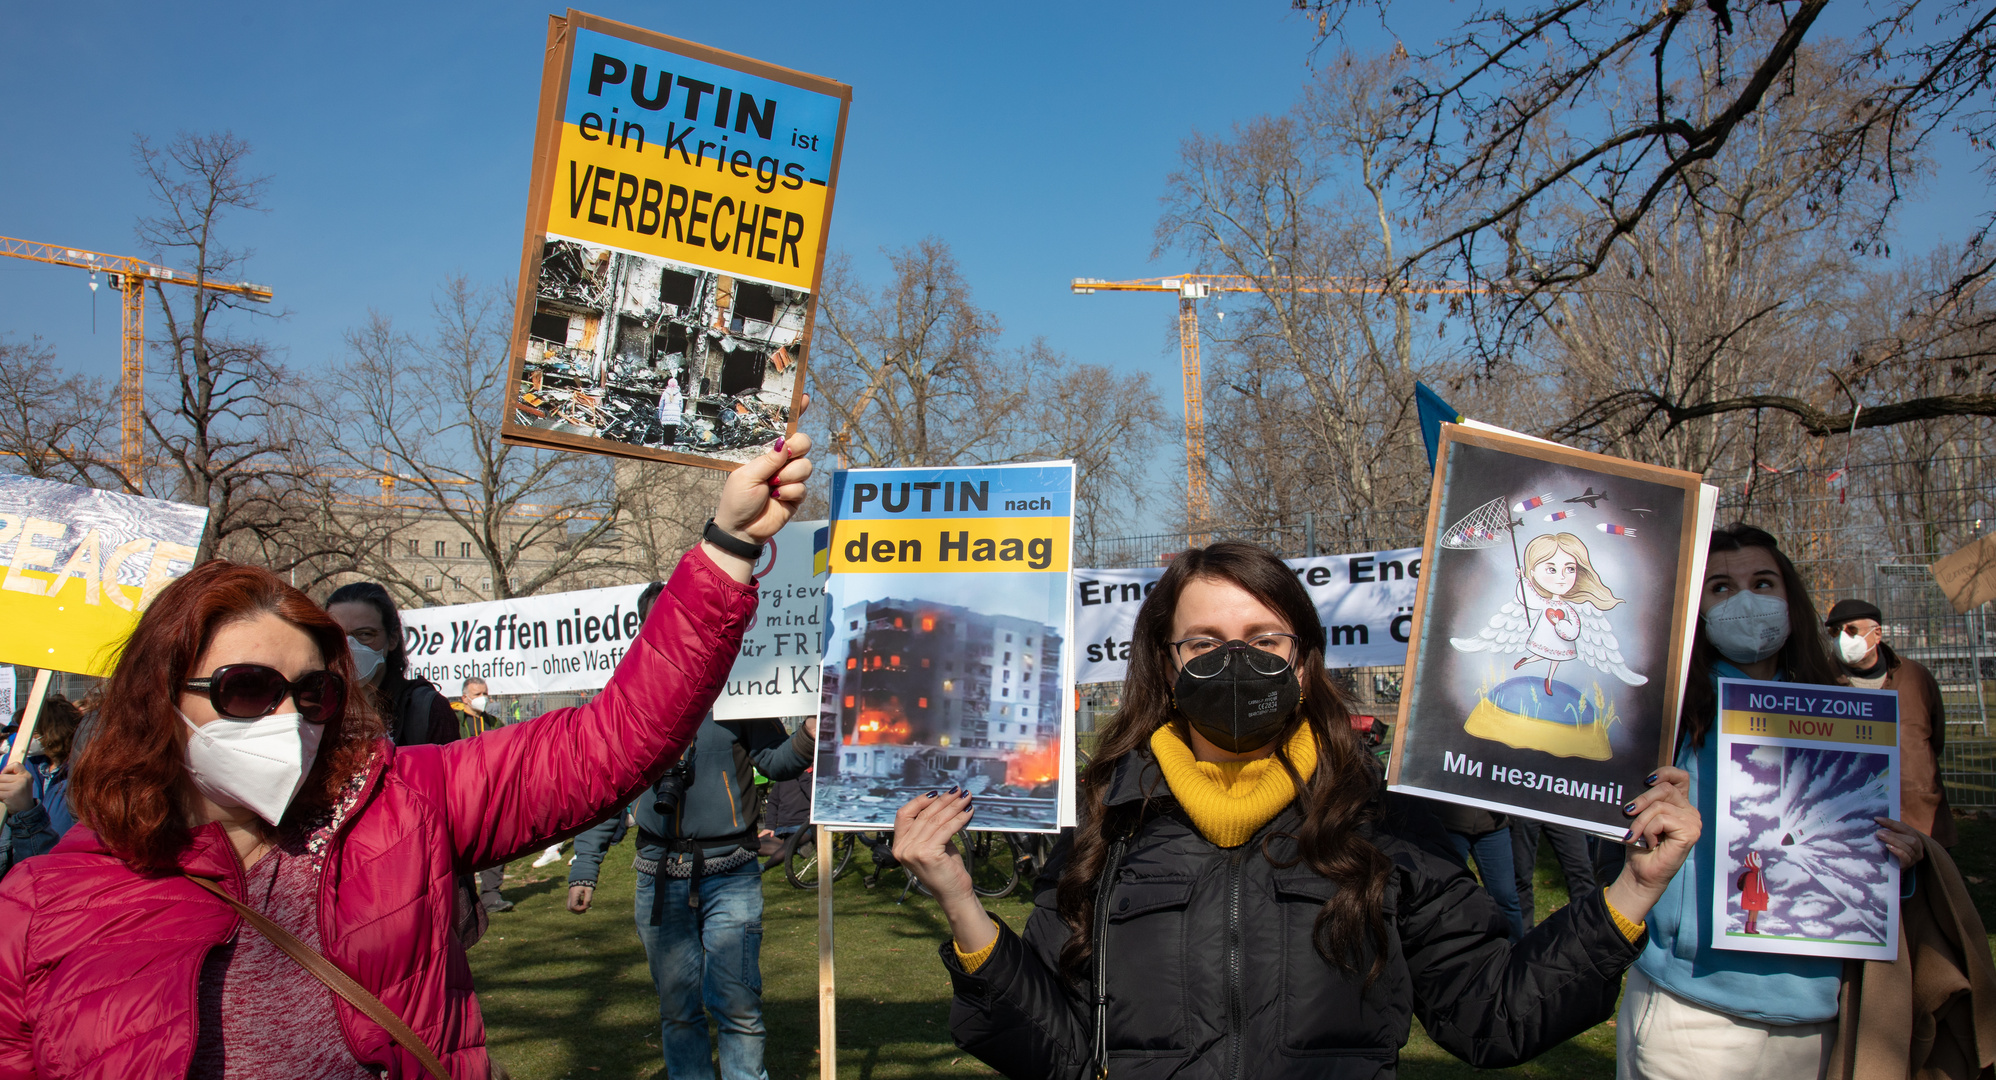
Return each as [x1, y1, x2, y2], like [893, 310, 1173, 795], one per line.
[512, 238, 806, 462]
[814, 596, 1063, 829]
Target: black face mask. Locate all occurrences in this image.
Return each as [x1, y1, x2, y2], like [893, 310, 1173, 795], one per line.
[1172, 642, 1301, 754]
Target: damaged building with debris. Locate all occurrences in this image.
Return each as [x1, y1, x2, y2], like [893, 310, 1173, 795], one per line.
[514, 239, 808, 461]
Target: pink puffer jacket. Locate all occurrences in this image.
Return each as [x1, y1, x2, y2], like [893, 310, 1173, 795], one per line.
[0, 547, 756, 1079]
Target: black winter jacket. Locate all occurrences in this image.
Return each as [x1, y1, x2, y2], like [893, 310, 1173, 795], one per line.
[942, 751, 1642, 1080]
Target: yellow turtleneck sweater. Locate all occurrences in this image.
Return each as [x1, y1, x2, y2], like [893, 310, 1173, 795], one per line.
[1148, 722, 1316, 849]
[953, 722, 1641, 974]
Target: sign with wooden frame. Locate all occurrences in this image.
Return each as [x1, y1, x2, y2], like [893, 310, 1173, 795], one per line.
[502, 9, 851, 470]
[1387, 424, 1717, 837]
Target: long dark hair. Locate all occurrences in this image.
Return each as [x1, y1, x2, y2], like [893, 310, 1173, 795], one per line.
[1680, 524, 1842, 747]
[325, 581, 408, 680]
[1056, 542, 1393, 982]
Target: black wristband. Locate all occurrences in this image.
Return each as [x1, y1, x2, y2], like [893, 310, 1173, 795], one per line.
[703, 519, 764, 561]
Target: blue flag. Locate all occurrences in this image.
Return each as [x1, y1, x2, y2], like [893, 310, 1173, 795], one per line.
[1415, 382, 1463, 469]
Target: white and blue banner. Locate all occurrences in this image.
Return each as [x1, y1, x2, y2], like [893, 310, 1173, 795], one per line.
[1072, 547, 1423, 685]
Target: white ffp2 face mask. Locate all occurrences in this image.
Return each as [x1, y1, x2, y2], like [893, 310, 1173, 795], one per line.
[1838, 630, 1876, 665]
[466, 695, 488, 714]
[182, 711, 325, 827]
[1702, 591, 1791, 665]
[348, 637, 385, 682]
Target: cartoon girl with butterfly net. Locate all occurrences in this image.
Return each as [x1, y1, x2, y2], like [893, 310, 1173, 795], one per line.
[1450, 530, 1648, 695]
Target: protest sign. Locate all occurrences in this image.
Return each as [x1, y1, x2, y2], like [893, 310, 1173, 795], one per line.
[501, 9, 850, 471]
[1932, 532, 1996, 614]
[812, 462, 1076, 832]
[401, 520, 827, 715]
[1072, 547, 1422, 684]
[1713, 677, 1901, 961]
[0, 475, 207, 677]
[402, 583, 647, 697]
[1389, 425, 1718, 837]
[712, 520, 828, 719]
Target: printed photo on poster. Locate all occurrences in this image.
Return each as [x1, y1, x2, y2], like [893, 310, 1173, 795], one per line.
[513, 241, 805, 457]
[502, 11, 850, 470]
[812, 463, 1075, 832]
[1389, 425, 1715, 836]
[1714, 678, 1901, 960]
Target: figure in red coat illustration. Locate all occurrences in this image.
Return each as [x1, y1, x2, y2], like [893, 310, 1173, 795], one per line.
[1736, 851, 1769, 933]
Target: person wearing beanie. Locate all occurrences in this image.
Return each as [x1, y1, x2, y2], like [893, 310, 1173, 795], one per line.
[1826, 598, 1956, 846]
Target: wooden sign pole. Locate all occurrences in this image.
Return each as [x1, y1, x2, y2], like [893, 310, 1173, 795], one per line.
[0, 669, 55, 833]
[818, 824, 836, 1080]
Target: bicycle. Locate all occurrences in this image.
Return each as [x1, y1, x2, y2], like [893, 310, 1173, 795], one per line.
[780, 827, 856, 890]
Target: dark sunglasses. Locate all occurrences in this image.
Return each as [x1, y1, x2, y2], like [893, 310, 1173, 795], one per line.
[184, 664, 345, 724]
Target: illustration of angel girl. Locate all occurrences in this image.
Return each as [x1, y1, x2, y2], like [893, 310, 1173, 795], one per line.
[1450, 531, 1648, 695]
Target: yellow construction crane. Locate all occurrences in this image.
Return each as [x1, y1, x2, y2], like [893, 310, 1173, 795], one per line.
[0, 235, 274, 481]
[1071, 273, 1482, 533]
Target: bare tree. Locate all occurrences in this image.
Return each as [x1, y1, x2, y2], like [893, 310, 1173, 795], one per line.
[1291, 0, 1996, 431]
[0, 336, 122, 485]
[1156, 55, 1454, 549]
[311, 277, 629, 605]
[810, 239, 1166, 543]
[134, 132, 306, 561]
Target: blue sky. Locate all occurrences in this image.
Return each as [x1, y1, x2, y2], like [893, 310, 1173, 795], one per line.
[0, 4, 1354, 416]
[0, 3, 1977, 538]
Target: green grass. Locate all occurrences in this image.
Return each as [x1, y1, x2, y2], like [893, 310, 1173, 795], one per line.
[471, 818, 1996, 1080]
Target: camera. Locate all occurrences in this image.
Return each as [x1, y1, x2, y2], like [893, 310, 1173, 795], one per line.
[653, 753, 694, 817]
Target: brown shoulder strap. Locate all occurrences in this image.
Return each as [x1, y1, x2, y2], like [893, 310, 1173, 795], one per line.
[185, 874, 451, 1079]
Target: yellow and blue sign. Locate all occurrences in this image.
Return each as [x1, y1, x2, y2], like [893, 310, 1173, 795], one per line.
[545, 25, 847, 292]
[828, 466, 1073, 575]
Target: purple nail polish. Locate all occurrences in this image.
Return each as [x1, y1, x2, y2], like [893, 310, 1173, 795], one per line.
[774, 436, 786, 454]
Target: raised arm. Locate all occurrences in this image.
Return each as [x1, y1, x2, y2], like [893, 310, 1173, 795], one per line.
[431, 436, 814, 869]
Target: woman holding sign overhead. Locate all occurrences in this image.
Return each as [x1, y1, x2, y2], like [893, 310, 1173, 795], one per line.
[894, 540, 1703, 1079]
[0, 437, 812, 1079]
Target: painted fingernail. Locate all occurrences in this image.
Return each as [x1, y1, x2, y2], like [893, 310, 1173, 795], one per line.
[1645, 772, 1659, 785]
[1623, 802, 1637, 815]
[1622, 828, 1636, 842]
[947, 784, 960, 793]
[925, 790, 938, 798]
[774, 436, 786, 454]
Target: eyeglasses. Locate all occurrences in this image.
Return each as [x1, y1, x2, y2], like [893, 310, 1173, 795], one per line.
[184, 664, 345, 724]
[1170, 634, 1301, 678]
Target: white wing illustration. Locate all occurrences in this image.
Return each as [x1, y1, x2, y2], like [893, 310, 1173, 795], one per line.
[1574, 604, 1647, 685]
[1450, 600, 1531, 654]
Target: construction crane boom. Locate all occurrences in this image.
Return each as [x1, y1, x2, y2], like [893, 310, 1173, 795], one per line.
[0, 235, 273, 483]
[1073, 272, 1484, 542]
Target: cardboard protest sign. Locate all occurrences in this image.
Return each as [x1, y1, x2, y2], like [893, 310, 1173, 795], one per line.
[501, 10, 850, 470]
[1713, 677, 1900, 960]
[813, 463, 1076, 832]
[0, 475, 207, 676]
[1073, 547, 1422, 684]
[400, 520, 827, 714]
[1388, 425, 1717, 837]
[1931, 532, 1996, 614]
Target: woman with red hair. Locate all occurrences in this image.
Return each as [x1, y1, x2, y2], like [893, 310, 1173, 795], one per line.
[0, 437, 812, 1079]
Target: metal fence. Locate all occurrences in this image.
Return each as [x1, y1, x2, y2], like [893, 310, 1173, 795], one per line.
[1077, 451, 1996, 809]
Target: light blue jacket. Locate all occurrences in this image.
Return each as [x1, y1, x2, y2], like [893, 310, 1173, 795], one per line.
[1633, 660, 1842, 1024]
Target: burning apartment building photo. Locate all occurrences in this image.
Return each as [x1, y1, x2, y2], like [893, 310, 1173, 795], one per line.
[813, 595, 1064, 830]
[513, 238, 806, 462]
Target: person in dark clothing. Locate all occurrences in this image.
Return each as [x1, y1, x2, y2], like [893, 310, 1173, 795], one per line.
[1512, 820, 1597, 931]
[0, 695, 85, 874]
[326, 581, 458, 748]
[1825, 597, 1957, 847]
[892, 541, 1701, 1079]
[565, 585, 816, 1080]
[1427, 802, 1525, 940]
